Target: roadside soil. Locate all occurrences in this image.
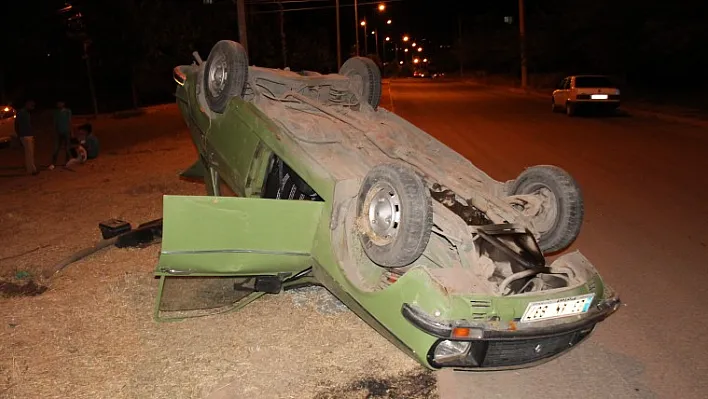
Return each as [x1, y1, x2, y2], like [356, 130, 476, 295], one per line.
[0, 97, 436, 398]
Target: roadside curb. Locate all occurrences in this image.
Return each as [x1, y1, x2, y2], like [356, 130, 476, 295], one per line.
[464, 80, 708, 130]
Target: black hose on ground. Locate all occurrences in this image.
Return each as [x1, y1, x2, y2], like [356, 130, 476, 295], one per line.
[43, 236, 119, 279]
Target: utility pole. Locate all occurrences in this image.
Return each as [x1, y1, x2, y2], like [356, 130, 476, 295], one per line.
[278, 1, 287, 67]
[336, 0, 342, 67]
[363, 22, 368, 55]
[458, 15, 464, 77]
[354, 0, 360, 56]
[83, 40, 99, 117]
[237, 0, 249, 55]
[518, 0, 527, 89]
[374, 29, 379, 60]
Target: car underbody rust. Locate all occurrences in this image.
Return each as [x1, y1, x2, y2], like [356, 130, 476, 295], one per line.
[430, 183, 493, 226]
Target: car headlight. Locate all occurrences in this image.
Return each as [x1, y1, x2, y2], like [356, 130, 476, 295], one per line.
[432, 340, 471, 363]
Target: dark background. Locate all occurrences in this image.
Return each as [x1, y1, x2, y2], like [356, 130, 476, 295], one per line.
[1, 0, 706, 114]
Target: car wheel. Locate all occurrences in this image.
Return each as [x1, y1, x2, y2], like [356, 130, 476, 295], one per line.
[356, 163, 433, 268]
[566, 102, 575, 117]
[203, 40, 249, 114]
[339, 56, 382, 109]
[509, 165, 583, 254]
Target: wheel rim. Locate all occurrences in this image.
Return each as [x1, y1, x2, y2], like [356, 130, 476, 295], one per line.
[208, 54, 228, 98]
[365, 182, 402, 242]
[531, 186, 558, 234]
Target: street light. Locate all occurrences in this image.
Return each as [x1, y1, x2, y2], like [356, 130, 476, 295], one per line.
[423, 58, 428, 63]
[414, 58, 420, 64]
[403, 35, 409, 42]
[404, 48, 408, 52]
[361, 20, 369, 54]
[385, 36, 390, 41]
[399, 61, 403, 65]
[412, 42, 416, 47]
[387, 19, 392, 24]
[378, 3, 385, 11]
[418, 47, 423, 52]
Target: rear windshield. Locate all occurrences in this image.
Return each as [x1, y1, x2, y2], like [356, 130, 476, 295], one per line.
[575, 76, 614, 88]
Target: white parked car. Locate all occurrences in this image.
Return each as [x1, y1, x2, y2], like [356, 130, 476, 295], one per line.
[551, 75, 621, 116]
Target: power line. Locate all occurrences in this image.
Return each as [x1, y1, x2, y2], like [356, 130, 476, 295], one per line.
[248, 0, 404, 14]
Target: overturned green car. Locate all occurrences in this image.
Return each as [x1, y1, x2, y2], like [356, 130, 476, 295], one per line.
[156, 40, 620, 370]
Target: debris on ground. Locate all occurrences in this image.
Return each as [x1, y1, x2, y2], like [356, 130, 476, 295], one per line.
[314, 369, 438, 399]
[284, 285, 350, 315]
[0, 279, 48, 297]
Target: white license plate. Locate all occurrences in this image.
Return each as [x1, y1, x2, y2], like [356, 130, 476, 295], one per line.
[591, 94, 608, 100]
[520, 294, 595, 323]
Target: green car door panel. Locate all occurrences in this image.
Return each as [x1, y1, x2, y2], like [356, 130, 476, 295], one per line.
[156, 195, 324, 275]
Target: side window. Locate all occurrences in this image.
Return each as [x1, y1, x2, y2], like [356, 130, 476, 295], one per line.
[563, 78, 571, 90]
[262, 155, 323, 202]
[556, 78, 566, 90]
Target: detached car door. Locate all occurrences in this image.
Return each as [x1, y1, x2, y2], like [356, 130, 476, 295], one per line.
[153, 194, 324, 320]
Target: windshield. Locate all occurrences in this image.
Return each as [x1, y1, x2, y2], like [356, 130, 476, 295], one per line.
[575, 76, 614, 88]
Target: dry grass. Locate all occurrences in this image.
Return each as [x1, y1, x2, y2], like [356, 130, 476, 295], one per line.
[0, 104, 432, 398]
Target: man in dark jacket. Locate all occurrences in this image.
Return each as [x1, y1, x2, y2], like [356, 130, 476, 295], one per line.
[14, 100, 38, 175]
[49, 100, 73, 170]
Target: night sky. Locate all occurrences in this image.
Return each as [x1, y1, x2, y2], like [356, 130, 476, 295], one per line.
[1, 0, 706, 112]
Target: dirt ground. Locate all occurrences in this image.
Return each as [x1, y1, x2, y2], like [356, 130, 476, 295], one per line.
[0, 101, 436, 398]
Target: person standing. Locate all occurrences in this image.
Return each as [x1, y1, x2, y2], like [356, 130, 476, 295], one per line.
[49, 100, 72, 170]
[14, 100, 38, 175]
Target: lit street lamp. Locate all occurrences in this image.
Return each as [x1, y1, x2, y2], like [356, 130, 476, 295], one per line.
[403, 35, 409, 42]
[378, 3, 385, 11]
[418, 47, 423, 52]
[413, 58, 420, 64]
[412, 42, 416, 47]
[387, 19, 392, 24]
[423, 58, 428, 63]
[404, 48, 408, 52]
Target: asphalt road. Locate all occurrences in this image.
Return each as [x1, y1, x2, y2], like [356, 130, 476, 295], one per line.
[386, 79, 708, 399]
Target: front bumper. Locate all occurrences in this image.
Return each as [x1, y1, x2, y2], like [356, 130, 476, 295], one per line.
[402, 296, 621, 370]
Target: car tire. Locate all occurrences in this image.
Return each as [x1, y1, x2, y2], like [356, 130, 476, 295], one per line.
[566, 101, 576, 117]
[203, 40, 249, 114]
[356, 163, 433, 268]
[509, 165, 584, 254]
[339, 56, 382, 109]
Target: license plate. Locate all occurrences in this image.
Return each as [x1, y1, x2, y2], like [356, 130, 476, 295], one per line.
[591, 94, 608, 100]
[520, 294, 595, 323]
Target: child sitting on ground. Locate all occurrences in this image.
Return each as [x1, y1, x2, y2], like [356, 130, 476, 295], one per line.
[65, 123, 99, 168]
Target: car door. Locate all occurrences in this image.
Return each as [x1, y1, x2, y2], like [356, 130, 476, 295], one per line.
[154, 194, 325, 320]
[553, 77, 568, 104]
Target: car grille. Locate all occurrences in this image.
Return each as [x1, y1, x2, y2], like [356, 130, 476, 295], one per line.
[481, 328, 593, 368]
